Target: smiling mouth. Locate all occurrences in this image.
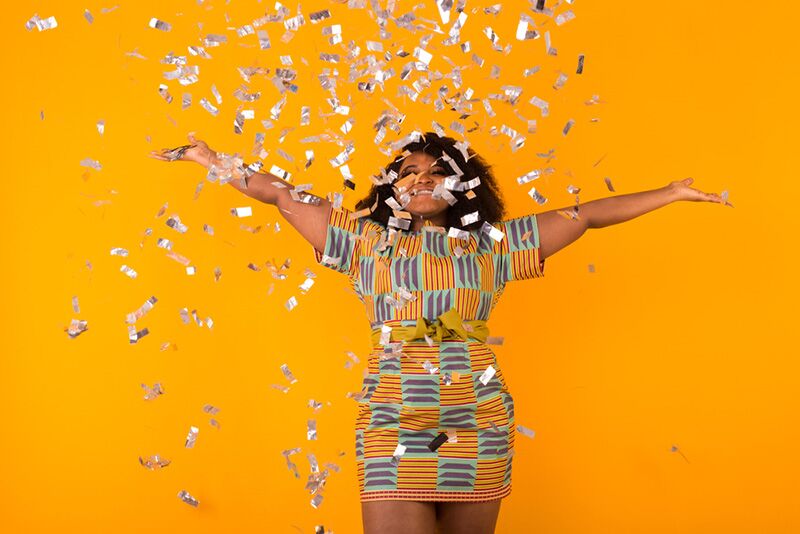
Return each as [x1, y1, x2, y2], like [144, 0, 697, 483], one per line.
[410, 189, 434, 197]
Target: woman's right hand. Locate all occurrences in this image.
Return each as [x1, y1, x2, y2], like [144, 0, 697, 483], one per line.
[149, 133, 218, 168]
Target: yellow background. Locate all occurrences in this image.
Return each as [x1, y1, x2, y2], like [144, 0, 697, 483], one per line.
[2, 1, 798, 532]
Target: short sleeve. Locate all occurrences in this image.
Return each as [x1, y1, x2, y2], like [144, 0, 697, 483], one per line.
[313, 206, 366, 277]
[493, 213, 546, 283]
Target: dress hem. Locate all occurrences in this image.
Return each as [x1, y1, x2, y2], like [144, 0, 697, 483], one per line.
[360, 483, 511, 503]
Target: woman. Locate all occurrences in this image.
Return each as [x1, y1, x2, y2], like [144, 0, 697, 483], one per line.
[152, 132, 726, 533]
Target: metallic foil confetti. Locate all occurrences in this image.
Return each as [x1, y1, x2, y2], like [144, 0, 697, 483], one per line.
[390, 443, 407, 466]
[96, 119, 105, 135]
[577, 54, 585, 74]
[66, 319, 89, 339]
[185, 426, 199, 448]
[516, 425, 536, 438]
[528, 186, 548, 205]
[478, 365, 496, 385]
[139, 455, 170, 469]
[481, 222, 505, 243]
[203, 404, 220, 415]
[555, 10, 576, 26]
[26, 14, 58, 32]
[448, 227, 469, 241]
[141, 382, 164, 400]
[604, 177, 616, 192]
[177, 490, 199, 507]
[428, 432, 448, 451]
[231, 206, 252, 217]
[281, 364, 298, 384]
[307, 420, 317, 440]
[148, 18, 172, 32]
[110, 247, 129, 257]
[84, 9, 94, 24]
[460, 211, 479, 226]
[199, 97, 219, 116]
[126, 296, 158, 324]
[563, 119, 575, 136]
[120, 264, 138, 279]
[80, 158, 102, 170]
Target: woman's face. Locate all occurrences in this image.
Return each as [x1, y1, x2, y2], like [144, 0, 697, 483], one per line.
[396, 151, 451, 225]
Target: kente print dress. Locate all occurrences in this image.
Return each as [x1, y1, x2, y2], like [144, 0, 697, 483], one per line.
[314, 206, 545, 502]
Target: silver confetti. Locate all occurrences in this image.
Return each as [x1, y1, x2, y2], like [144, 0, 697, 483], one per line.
[148, 18, 172, 32]
[185, 426, 199, 448]
[177, 490, 199, 507]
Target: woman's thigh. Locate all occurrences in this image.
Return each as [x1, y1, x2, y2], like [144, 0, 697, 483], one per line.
[436, 500, 502, 534]
[362, 500, 437, 534]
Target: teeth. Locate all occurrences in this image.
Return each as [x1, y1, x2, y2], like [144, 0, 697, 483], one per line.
[412, 190, 433, 196]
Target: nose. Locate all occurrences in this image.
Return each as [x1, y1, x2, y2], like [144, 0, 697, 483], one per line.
[413, 171, 434, 184]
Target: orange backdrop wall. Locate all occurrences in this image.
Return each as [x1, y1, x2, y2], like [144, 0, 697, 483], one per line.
[2, 1, 798, 532]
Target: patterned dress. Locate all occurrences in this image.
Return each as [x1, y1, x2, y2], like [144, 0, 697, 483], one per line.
[314, 206, 546, 502]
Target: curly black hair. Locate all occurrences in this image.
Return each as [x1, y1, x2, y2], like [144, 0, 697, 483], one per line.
[354, 132, 506, 231]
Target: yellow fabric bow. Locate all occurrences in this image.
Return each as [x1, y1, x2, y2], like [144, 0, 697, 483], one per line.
[370, 308, 489, 345]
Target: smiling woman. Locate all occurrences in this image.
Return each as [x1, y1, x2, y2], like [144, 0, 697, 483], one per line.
[355, 132, 507, 232]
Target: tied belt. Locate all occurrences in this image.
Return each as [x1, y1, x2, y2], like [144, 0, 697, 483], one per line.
[369, 308, 489, 345]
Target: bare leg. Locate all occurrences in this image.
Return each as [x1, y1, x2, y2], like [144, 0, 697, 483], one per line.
[436, 500, 502, 534]
[362, 500, 437, 534]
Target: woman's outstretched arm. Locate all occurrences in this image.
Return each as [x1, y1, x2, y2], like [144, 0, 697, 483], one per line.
[150, 134, 330, 253]
[535, 178, 729, 260]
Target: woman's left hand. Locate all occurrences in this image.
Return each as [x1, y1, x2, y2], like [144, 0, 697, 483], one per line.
[666, 177, 732, 206]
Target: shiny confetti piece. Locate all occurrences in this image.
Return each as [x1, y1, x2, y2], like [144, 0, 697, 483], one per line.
[257, 30, 271, 50]
[577, 54, 585, 74]
[517, 425, 536, 438]
[96, 119, 105, 135]
[563, 119, 575, 136]
[65, 319, 89, 339]
[478, 365, 496, 385]
[307, 419, 317, 440]
[604, 177, 616, 192]
[139, 454, 170, 469]
[120, 264, 138, 279]
[308, 399, 324, 411]
[310, 9, 331, 23]
[460, 211, 479, 226]
[281, 363, 298, 384]
[199, 97, 218, 116]
[481, 222, 505, 242]
[428, 432, 448, 451]
[128, 326, 150, 344]
[285, 295, 298, 311]
[71, 296, 80, 313]
[26, 14, 58, 32]
[166, 215, 188, 233]
[80, 158, 102, 170]
[126, 296, 158, 324]
[446, 429, 458, 443]
[230, 206, 252, 217]
[555, 10, 576, 26]
[156, 238, 172, 250]
[84, 9, 94, 24]
[528, 186, 548, 205]
[141, 382, 164, 400]
[448, 227, 469, 241]
[186, 266, 196, 276]
[158, 84, 173, 104]
[310, 494, 324, 509]
[202, 404, 220, 415]
[177, 490, 199, 507]
[390, 443, 407, 466]
[110, 247, 128, 257]
[148, 18, 172, 32]
[185, 426, 199, 448]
